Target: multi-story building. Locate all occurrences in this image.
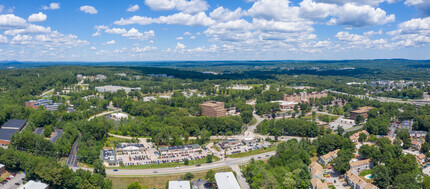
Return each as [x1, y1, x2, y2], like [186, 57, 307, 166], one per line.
[283, 91, 328, 103]
[310, 177, 329, 189]
[100, 149, 118, 167]
[199, 101, 227, 117]
[346, 170, 379, 189]
[410, 130, 427, 138]
[349, 159, 372, 173]
[309, 162, 324, 180]
[25, 99, 62, 111]
[318, 149, 339, 165]
[350, 106, 374, 120]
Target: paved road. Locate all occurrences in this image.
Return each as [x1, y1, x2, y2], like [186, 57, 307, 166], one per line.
[100, 151, 276, 176]
[230, 164, 250, 189]
[49, 128, 64, 143]
[0, 173, 25, 189]
[33, 127, 44, 135]
[66, 140, 79, 167]
[38, 89, 54, 98]
[330, 91, 415, 104]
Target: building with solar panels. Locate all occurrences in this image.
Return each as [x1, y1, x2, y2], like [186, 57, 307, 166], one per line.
[0, 119, 26, 149]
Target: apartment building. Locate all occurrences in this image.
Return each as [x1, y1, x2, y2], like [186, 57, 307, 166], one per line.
[283, 91, 328, 103]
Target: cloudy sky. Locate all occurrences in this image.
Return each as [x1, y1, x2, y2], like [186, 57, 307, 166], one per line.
[0, 0, 429, 61]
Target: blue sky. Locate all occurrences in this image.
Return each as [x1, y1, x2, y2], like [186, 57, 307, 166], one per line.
[0, 0, 429, 61]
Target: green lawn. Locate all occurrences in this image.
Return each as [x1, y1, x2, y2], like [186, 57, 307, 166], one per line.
[108, 167, 232, 189]
[359, 169, 372, 177]
[108, 156, 220, 170]
[104, 137, 139, 148]
[227, 145, 276, 158]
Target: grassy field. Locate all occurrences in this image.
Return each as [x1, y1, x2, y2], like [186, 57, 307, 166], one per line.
[108, 156, 220, 170]
[104, 137, 139, 148]
[227, 145, 276, 158]
[108, 167, 232, 189]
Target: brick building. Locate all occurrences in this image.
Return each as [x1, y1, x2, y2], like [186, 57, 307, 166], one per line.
[199, 101, 227, 117]
[283, 91, 328, 103]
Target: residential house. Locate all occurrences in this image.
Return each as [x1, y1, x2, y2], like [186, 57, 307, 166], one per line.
[411, 140, 423, 150]
[318, 149, 340, 165]
[350, 130, 369, 143]
[309, 162, 324, 180]
[416, 153, 426, 164]
[349, 159, 372, 173]
[346, 170, 379, 189]
[410, 131, 427, 138]
[310, 177, 329, 189]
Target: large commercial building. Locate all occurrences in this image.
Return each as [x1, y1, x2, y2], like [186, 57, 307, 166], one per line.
[283, 91, 328, 103]
[116, 143, 146, 155]
[199, 101, 227, 117]
[25, 99, 62, 111]
[0, 119, 26, 149]
[18, 180, 49, 189]
[350, 106, 374, 120]
[100, 149, 119, 167]
[215, 172, 241, 189]
[95, 85, 141, 93]
[168, 181, 191, 189]
[158, 144, 201, 157]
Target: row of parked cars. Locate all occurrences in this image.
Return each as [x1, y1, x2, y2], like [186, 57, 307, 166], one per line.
[0, 173, 21, 186]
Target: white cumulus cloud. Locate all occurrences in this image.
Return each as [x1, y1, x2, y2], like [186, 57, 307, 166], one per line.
[42, 3, 60, 10]
[80, 5, 98, 14]
[105, 40, 115, 45]
[144, 0, 208, 14]
[28, 12, 47, 22]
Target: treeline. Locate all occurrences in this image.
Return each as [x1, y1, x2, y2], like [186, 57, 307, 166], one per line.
[0, 148, 111, 189]
[374, 88, 424, 99]
[256, 118, 318, 137]
[243, 139, 313, 188]
[111, 115, 243, 146]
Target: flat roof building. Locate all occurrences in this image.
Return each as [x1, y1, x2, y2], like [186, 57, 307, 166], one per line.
[283, 91, 328, 103]
[100, 149, 118, 167]
[199, 101, 226, 117]
[215, 172, 241, 189]
[26, 99, 61, 111]
[350, 106, 374, 120]
[95, 85, 141, 93]
[0, 119, 26, 149]
[168, 181, 191, 189]
[18, 180, 49, 189]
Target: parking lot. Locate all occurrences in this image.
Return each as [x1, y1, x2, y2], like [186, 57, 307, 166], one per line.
[0, 172, 25, 189]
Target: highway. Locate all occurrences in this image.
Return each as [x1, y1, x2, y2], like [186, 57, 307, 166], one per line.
[104, 151, 276, 176]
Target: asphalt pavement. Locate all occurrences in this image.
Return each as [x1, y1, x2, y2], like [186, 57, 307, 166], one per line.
[33, 127, 44, 135]
[0, 173, 25, 189]
[66, 140, 79, 167]
[101, 151, 276, 176]
[49, 128, 64, 143]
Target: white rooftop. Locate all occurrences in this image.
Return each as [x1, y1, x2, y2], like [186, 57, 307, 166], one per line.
[19, 180, 49, 189]
[215, 172, 241, 189]
[0, 163, 4, 168]
[169, 181, 190, 189]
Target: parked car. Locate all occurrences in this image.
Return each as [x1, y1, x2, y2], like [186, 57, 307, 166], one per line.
[113, 169, 118, 172]
[153, 170, 158, 173]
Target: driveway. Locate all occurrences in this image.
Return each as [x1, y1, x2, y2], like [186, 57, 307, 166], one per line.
[49, 128, 64, 143]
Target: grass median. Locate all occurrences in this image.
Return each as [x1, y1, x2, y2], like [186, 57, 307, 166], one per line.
[108, 167, 232, 189]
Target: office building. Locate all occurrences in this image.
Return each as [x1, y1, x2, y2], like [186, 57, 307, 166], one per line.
[199, 101, 227, 117]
